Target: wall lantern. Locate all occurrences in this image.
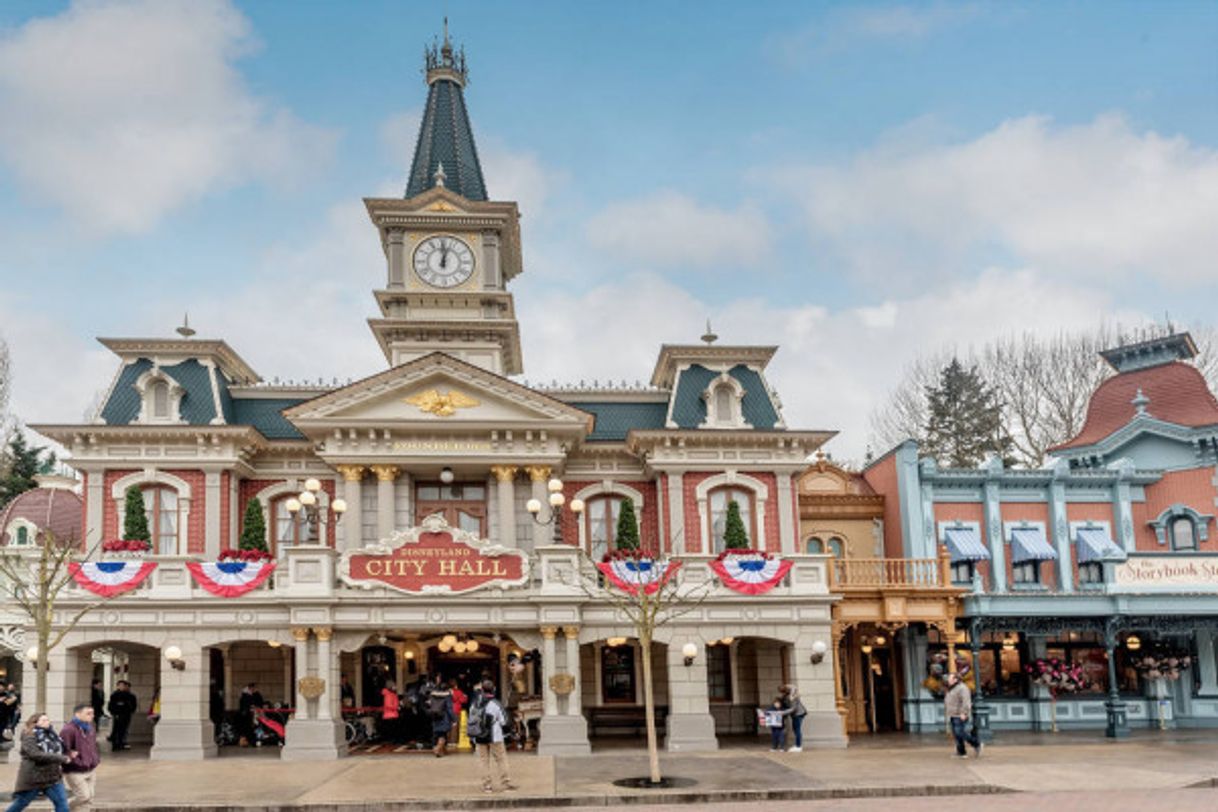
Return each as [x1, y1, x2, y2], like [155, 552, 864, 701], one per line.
[606, 637, 627, 648]
[527, 477, 584, 542]
[164, 645, 185, 671]
[682, 642, 699, 667]
[267, 640, 282, 649]
[810, 640, 828, 665]
[24, 646, 39, 663]
[1127, 635, 1142, 651]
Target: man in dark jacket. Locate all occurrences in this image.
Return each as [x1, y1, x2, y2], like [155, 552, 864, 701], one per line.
[106, 680, 137, 751]
[237, 683, 264, 746]
[90, 680, 105, 723]
[61, 703, 101, 811]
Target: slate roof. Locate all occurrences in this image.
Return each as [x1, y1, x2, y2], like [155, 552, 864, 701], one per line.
[405, 76, 487, 201]
[669, 364, 780, 430]
[1052, 361, 1218, 451]
[99, 359, 218, 425]
[577, 402, 669, 442]
[231, 398, 308, 441]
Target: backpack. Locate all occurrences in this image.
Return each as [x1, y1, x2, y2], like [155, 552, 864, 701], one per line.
[466, 696, 490, 743]
[427, 693, 449, 721]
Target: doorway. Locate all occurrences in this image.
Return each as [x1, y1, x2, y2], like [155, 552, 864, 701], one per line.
[415, 483, 487, 536]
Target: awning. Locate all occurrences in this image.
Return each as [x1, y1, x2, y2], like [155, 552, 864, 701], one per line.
[1076, 527, 1126, 563]
[1010, 527, 1057, 563]
[943, 526, 990, 563]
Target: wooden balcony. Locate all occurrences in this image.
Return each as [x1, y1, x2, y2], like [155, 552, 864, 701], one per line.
[830, 549, 953, 592]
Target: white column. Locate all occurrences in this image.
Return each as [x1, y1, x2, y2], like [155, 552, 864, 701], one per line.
[564, 627, 581, 716]
[541, 626, 559, 717]
[314, 627, 334, 720]
[665, 636, 717, 752]
[336, 466, 364, 550]
[84, 468, 104, 545]
[292, 628, 311, 721]
[776, 472, 795, 555]
[151, 643, 218, 761]
[492, 466, 518, 547]
[371, 465, 399, 543]
[204, 471, 222, 558]
[666, 472, 685, 553]
[527, 466, 552, 549]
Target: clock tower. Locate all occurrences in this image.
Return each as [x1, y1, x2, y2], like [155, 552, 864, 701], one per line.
[364, 23, 524, 375]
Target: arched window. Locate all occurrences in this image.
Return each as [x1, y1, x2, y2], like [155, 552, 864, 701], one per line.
[827, 537, 845, 557]
[270, 495, 317, 555]
[150, 380, 170, 419]
[1171, 516, 1197, 551]
[708, 486, 755, 553]
[806, 537, 824, 554]
[15, 526, 28, 546]
[585, 495, 625, 560]
[142, 485, 179, 555]
[714, 386, 733, 423]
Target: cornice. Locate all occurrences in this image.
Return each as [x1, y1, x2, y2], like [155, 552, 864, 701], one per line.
[97, 337, 260, 384]
[650, 344, 779, 387]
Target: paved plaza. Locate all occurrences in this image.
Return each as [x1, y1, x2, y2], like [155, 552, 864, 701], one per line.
[3, 732, 1218, 809]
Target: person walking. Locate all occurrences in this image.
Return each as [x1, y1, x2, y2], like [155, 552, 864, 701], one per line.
[105, 681, 136, 752]
[471, 680, 514, 794]
[380, 681, 400, 744]
[944, 673, 982, 758]
[782, 684, 807, 753]
[427, 680, 455, 757]
[4, 713, 71, 812]
[60, 704, 100, 812]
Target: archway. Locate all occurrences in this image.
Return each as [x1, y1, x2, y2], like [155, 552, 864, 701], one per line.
[65, 640, 161, 756]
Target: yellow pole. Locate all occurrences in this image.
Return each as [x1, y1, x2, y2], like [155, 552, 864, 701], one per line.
[456, 709, 472, 752]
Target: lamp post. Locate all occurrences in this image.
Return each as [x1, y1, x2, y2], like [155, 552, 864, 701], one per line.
[525, 476, 584, 543]
[286, 477, 347, 542]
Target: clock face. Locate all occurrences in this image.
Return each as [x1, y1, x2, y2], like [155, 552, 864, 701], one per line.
[413, 235, 475, 288]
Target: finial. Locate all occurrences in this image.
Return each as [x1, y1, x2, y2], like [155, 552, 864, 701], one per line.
[176, 313, 196, 339]
[1132, 388, 1150, 416]
[700, 318, 718, 345]
[433, 162, 447, 187]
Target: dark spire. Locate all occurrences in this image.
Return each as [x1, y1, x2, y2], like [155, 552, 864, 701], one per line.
[405, 19, 487, 201]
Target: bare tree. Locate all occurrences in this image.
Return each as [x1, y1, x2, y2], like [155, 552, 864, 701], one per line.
[867, 351, 951, 454]
[0, 532, 106, 710]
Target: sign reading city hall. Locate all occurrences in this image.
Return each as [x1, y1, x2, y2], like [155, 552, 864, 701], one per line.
[339, 513, 529, 595]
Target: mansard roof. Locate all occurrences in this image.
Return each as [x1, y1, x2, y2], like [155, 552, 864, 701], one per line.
[1052, 361, 1218, 452]
[405, 60, 486, 201]
[668, 363, 781, 430]
[576, 402, 669, 442]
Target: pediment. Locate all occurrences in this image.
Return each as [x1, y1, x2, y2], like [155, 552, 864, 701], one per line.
[283, 353, 593, 432]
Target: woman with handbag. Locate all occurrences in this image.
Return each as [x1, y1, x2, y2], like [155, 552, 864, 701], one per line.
[5, 712, 72, 812]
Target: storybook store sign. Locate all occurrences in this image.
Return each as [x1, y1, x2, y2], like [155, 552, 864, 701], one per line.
[1113, 555, 1218, 591]
[339, 514, 528, 595]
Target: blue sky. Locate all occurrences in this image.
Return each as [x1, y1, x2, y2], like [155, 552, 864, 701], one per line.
[1, 0, 1216, 459]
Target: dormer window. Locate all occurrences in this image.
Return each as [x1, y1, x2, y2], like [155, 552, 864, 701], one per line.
[151, 380, 170, 419]
[699, 372, 750, 429]
[134, 368, 184, 424]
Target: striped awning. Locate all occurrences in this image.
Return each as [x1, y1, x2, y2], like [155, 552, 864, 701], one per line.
[943, 526, 990, 563]
[1076, 527, 1126, 563]
[1010, 527, 1057, 563]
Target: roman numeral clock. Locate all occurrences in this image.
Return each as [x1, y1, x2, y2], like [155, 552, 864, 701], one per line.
[413, 234, 475, 288]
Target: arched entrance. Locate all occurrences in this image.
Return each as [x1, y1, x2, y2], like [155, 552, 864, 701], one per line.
[65, 640, 161, 756]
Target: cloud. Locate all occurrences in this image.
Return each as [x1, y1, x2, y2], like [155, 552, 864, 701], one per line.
[584, 191, 773, 269]
[0, 0, 335, 234]
[770, 114, 1218, 288]
[770, 3, 980, 64]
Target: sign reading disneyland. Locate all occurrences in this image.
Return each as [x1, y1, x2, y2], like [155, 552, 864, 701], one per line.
[339, 514, 529, 595]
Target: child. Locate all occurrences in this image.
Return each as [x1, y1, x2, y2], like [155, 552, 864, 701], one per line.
[763, 699, 789, 751]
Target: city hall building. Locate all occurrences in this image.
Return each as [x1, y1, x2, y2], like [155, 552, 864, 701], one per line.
[3, 34, 847, 760]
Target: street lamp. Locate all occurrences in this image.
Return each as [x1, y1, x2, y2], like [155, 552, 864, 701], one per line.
[526, 477, 584, 542]
[286, 477, 346, 542]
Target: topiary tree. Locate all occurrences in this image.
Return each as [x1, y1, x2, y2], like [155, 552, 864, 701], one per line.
[123, 486, 150, 542]
[240, 499, 268, 552]
[722, 499, 750, 550]
[615, 498, 640, 551]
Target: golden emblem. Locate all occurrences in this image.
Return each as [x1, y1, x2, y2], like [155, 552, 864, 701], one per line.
[548, 673, 576, 696]
[404, 388, 480, 417]
[298, 676, 326, 701]
[427, 201, 457, 212]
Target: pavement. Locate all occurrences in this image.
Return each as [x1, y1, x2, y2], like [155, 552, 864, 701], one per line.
[2, 730, 1218, 810]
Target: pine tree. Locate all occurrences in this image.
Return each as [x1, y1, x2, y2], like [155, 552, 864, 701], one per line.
[614, 498, 640, 551]
[722, 500, 750, 550]
[0, 432, 51, 509]
[923, 358, 1013, 468]
[123, 486, 150, 542]
[240, 499, 268, 552]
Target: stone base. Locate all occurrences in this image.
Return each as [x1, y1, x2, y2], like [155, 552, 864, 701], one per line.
[281, 718, 346, 761]
[802, 711, 848, 749]
[149, 720, 218, 761]
[665, 712, 718, 752]
[537, 714, 591, 756]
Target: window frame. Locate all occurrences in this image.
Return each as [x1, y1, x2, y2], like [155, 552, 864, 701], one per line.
[706, 643, 733, 703]
[141, 485, 180, 556]
[269, 494, 318, 556]
[1078, 561, 1104, 585]
[1170, 516, 1198, 551]
[951, 560, 975, 585]
[707, 486, 757, 554]
[584, 495, 628, 559]
[1011, 560, 1041, 585]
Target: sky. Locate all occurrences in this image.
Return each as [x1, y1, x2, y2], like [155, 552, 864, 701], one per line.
[0, 0, 1216, 462]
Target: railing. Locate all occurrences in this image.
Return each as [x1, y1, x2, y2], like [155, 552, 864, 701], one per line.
[830, 556, 950, 590]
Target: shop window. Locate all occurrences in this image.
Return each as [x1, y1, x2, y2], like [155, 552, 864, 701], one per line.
[142, 485, 179, 555]
[806, 537, 824, 554]
[1078, 562, 1104, 585]
[601, 644, 636, 704]
[1171, 516, 1197, 551]
[706, 643, 732, 702]
[1044, 633, 1139, 694]
[270, 495, 318, 554]
[1012, 561, 1041, 585]
[951, 560, 975, 585]
[585, 496, 626, 560]
[708, 487, 755, 553]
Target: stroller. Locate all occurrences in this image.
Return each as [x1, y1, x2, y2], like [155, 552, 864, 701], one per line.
[253, 703, 289, 747]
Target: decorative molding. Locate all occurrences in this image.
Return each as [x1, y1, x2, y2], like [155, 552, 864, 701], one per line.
[369, 465, 401, 482]
[335, 465, 365, 483]
[403, 389, 480, 418]
[698, 371, 750, 430]
[490, 465, 519, 483]
[1149, 503, 1214, 546]
[525, 465, 552, 483]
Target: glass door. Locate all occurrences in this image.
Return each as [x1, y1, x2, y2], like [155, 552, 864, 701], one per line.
[415, 483, 487, 537]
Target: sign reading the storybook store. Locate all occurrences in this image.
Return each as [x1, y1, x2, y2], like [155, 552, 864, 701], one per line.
[1113, 554, 1218, 590]
[340, 513, 529, 595]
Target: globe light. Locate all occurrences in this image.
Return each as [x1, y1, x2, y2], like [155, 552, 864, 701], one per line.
[439, 467, 455, 484]
[467, 639, 479, 653]
[285, 498, 302, 513]
[438, 640, 452, 653]
[1127, 635, 1142, 651]
[526, 499, 542, 514]
[267, 640, 282, 648]
[442, 634, 457, 646]
[164, 645, 183, 662]
[331, 498, 347, 514]
[299, 490, 317, 507]
[549, 492, 565, 507]
[304, 478, 322, 493]
[404, 650, 415, 660]
[25, 646, 38, 662]
[547, 478, 563, 493]
[570, 498, 585, 514]
[720, 637, 734, 646]
[811, 640, 828, 656]
[453, 642, 468, 654]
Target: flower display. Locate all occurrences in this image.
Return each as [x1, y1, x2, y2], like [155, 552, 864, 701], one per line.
[1025, 657, 1086, 697]
[602, 548, 657, 563]
[714, 548, 773, 561]
[923, 651, 973, 695]
[1133, 649, 1193, 681]
[219, 548, 274, 563]
[102, 539, 151, 553]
